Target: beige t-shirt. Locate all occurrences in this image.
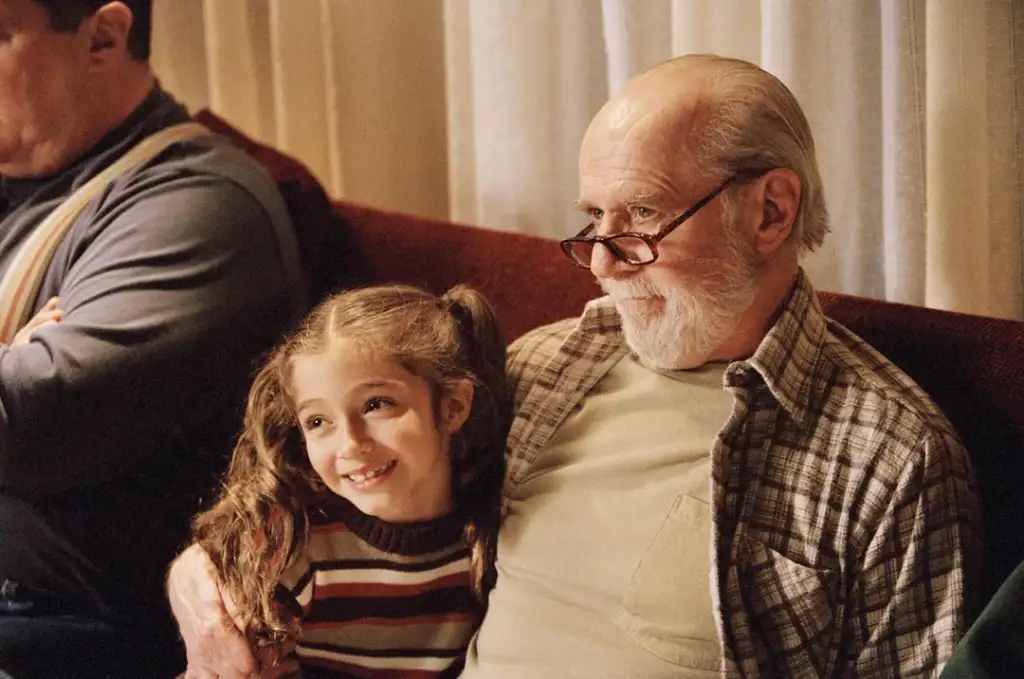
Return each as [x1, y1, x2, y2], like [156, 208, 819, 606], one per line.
[462, 356, 734, 678]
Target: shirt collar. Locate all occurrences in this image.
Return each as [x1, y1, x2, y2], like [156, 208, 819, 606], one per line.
[731, 269, 828, 425]
[577, 293, 624, 337]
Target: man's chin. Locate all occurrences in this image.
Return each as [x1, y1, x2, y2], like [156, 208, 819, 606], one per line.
[619, 314, 728, 370]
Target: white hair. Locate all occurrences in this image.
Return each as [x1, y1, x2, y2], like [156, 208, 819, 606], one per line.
[668, 54, 830, 252]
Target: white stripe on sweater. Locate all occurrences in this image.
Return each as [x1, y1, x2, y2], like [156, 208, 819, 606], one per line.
[314, 556, 470, 587]
[297, 645, 454, 671]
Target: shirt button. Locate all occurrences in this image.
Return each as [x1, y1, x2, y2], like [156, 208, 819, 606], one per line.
[726, 365, 752, 385]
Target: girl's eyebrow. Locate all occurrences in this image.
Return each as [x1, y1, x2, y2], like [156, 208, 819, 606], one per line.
[354, 379, 396, 388]
[295, 397, 325, 412]
[295, 379, 404, 411]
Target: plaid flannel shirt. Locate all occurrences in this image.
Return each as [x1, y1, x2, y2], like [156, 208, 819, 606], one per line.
[503, 270, 979, 679]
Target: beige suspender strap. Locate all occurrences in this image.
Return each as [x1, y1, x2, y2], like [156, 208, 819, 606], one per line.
[0, 122, 213, 344]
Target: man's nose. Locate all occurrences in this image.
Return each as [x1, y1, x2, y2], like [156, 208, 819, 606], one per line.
[590, 242, 632, 281]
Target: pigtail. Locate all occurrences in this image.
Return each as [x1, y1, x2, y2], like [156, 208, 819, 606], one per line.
[442, 286, 512, 604]
[190, 353, 316, 642]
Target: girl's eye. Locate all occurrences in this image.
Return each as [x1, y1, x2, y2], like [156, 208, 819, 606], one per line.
[304, 416, 326, 430]
[363, 396, 395, 414]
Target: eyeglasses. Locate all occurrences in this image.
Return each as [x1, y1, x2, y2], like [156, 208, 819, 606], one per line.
[560, 174, 745, 269]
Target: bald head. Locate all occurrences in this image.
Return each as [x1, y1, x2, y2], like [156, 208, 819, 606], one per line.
[581, 57, 713, 184]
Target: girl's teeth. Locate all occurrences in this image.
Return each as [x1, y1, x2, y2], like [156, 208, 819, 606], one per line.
[348, 462, 391, 483]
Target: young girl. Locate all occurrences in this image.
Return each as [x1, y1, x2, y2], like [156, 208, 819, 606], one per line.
[190, 284, 511, 679]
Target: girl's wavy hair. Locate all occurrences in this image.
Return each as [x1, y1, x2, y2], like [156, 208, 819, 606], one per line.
[191, 284, 511, 643]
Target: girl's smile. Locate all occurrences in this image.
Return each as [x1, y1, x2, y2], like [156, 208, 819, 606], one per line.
[341, 459, 397, 488]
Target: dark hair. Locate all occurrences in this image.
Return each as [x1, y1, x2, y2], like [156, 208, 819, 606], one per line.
[35, 0, 152, 61]
[191, 284, 511, 642]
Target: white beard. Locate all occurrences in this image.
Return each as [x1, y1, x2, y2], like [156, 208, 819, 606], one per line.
[601, 249, 760, 370]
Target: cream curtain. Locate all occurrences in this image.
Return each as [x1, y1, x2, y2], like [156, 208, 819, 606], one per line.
[152, 0, 1024, 320]
[152, 0, 450, 220]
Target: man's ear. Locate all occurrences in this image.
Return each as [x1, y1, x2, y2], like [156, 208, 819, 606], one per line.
[440, 379, 474, 435]
[87, 2, 133, 63]
[751, 168, 801, 256]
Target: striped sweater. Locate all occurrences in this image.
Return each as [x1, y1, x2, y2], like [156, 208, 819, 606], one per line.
[277, 497, 478, 679]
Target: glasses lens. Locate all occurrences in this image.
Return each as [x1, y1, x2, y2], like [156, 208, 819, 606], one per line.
[563, 240, 595, 268]
[607, 235, 655, 264]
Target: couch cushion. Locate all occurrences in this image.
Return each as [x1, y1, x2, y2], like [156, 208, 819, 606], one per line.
[193, 109, 350, 303]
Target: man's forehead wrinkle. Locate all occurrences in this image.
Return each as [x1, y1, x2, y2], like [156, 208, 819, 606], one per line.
[579, 69, 718, 212]
[584, 111, 675, 166]
[604, 100, 661, 139]
[579, 164, 678, 208]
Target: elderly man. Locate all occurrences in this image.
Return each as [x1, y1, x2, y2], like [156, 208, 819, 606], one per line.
[168, 54, 977, 678]
[0, 0, 304, 677]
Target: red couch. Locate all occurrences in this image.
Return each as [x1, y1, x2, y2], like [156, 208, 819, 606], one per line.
[197, 110, 1024, 619]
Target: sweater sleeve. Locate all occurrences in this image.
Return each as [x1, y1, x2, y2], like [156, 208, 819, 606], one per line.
[0, 171, 301, 496]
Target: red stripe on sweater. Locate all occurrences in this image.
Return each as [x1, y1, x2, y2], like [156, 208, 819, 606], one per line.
[317, 572, 470, 600]
[303, 611, 475, 631]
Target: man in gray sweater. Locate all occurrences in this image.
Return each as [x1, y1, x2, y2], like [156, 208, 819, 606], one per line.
[0, 1, 306, 676]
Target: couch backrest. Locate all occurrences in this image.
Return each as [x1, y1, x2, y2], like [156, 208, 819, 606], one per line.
[333, 201, 601, 341]
[332, 199, 1024, 609]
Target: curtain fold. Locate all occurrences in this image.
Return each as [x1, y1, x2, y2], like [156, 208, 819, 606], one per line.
[880, 0, 927, 307]
[445, 0, 609, 236]
[153, 0, 448, 219]
[151, 0, 1024, 320]
[671, 0, 761, 67]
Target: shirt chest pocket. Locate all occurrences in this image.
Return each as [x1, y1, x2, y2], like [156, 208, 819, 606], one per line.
[734, 539, 838, 674]
[615, 495, 720, 670]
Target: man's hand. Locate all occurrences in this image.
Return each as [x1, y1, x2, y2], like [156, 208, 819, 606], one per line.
[256, 639, 301, 679]
[12, 297, 63, 346]
[168, 544, 258, 679]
